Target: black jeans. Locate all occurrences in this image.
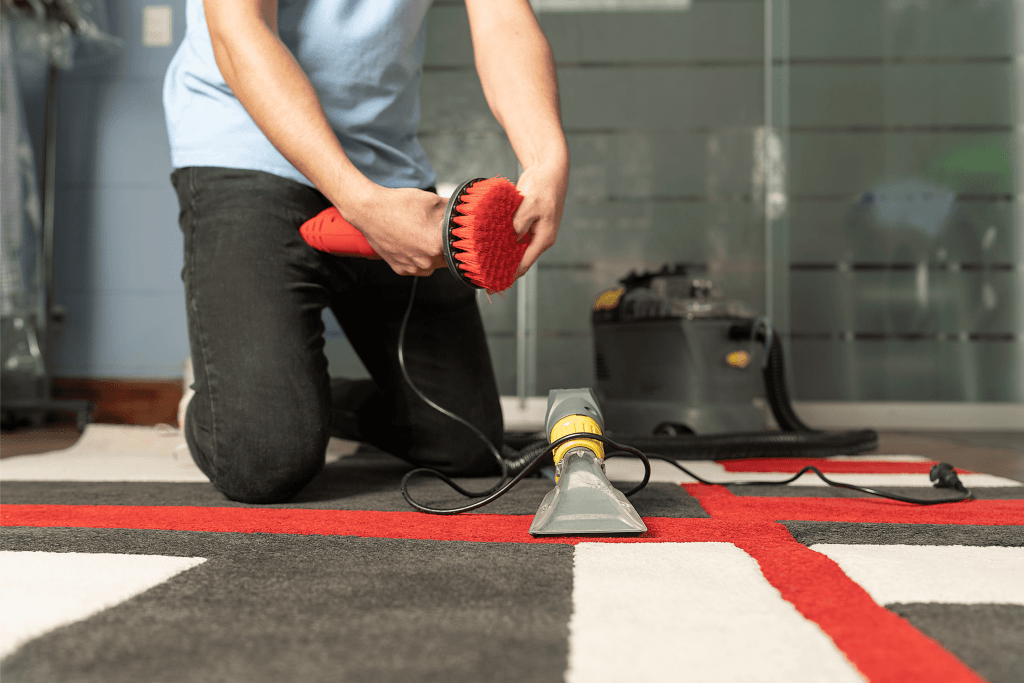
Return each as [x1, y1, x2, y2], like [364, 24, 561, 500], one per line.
[171, 167, 503, 504]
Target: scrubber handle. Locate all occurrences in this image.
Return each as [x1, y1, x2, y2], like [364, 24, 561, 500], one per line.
[299, 208, 378, 258]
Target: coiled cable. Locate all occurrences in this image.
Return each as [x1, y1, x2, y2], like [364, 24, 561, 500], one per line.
[401, 433, 652, 515]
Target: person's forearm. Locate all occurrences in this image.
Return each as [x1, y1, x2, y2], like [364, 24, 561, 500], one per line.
[204, 1, 378, 221]
[464, 0, 568, 171]
[465, 0, 568, 277]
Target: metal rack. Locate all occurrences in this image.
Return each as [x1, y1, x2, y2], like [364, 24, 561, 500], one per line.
[0, 0, 115, 429]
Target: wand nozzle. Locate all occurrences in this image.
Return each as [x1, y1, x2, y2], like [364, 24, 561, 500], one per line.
[529, 388, 648, 536]
[299, 177, 529, 292]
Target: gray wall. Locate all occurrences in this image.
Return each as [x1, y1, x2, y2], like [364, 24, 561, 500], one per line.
[30, 0, 1023, 403]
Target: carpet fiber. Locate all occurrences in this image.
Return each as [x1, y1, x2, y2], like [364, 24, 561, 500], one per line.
[1, 425, 1022, 682]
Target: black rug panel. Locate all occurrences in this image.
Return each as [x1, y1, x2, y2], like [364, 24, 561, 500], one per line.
[885, 603, 1024, 683]
[0, 477, 706, 517]
[784, 522, 1024, 547]
[0, 529, 574, 683]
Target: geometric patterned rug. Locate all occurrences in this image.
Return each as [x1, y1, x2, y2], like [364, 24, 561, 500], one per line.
[2, 425, 1022, 682]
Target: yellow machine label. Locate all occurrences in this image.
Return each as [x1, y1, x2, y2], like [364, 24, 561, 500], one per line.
[549, 414, 604, 467]
[593, 288, 625, 311]
[726, 350, 751, 369]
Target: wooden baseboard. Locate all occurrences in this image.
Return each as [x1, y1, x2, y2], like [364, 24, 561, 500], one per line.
[52, 378, 183, 426]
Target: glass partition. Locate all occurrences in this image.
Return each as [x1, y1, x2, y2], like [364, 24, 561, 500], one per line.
[783, 0, 1021, 401]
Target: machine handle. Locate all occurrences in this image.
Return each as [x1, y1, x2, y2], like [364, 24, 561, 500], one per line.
[546, 388, 606, 467]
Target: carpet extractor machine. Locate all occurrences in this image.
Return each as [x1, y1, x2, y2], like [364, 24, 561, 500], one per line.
[589, 264, 878, 458]
[593, 265, 769, 436]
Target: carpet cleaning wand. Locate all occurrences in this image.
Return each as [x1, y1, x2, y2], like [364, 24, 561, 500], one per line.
[300, 177, 529, 292]
[530, 388, 647, 536]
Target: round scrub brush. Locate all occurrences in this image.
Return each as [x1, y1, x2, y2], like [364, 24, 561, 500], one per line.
[300, 177, 529, 292]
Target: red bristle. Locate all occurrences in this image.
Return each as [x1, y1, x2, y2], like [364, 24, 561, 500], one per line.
[450, 177, 528, 291]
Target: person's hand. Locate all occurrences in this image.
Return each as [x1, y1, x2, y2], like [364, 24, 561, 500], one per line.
[511, 159, 569, 280]
[352, 186, 447, 276]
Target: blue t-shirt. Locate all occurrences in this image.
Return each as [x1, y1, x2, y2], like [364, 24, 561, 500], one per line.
[163, 0, 436, 190]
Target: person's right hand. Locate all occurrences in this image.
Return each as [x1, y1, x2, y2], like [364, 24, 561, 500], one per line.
[351, 186, 447, 276]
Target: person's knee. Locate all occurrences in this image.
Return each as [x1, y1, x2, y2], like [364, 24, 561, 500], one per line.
[207, 428, 327, 504]
[214, 465, 319, 504]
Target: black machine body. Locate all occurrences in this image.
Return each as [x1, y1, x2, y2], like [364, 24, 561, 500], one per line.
[592, 265, 767, 435]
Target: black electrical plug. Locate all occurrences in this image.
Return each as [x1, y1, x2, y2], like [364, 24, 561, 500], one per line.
[929, 462, 968, 493]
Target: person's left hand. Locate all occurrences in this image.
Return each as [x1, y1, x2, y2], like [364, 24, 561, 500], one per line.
[511, 158, 569, 280]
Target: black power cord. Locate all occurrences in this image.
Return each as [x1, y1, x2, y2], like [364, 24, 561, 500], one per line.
[396, 278, 509, 499]
[393, 278, 973, 514]
[605, 452, 974, 505]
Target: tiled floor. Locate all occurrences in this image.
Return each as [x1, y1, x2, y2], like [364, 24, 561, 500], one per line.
[1, 424, 84, 459]
[876, 432, 1024, 482]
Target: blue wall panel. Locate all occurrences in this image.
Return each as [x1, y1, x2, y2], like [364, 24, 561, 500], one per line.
[49, 0, 188, 377]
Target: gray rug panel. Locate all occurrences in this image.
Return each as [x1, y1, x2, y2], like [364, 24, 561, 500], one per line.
[620, 481, 710, 518]
[1, 529, 574, 683]
[885, 603, 1024, 683]
[784, 522, 1024, 547]
[727, 485, 1023, 500]
[0, 477, 706, 517]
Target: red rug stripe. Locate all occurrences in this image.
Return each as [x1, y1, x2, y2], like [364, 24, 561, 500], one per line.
[686, 484, 1024, 525]
[0, 504, 743, 545]
[719, 458, 958, 474]
[0, 505, 537, 542]
[4, 491, 1021, 544]
[735, 524, 987, 683]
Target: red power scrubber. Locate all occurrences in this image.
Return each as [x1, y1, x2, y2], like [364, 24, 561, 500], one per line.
[300, 177, 529, 292]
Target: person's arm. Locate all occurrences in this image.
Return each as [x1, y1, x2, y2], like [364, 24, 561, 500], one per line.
[203, 0, 445, 276]
[465, 0, 570, 278]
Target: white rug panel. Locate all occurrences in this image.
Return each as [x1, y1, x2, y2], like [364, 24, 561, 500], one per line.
[0, 551, 206, 658]
[810, 544, 1024, 606]
[566, 542, 866, 683]
[0, 425, 359, 482]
